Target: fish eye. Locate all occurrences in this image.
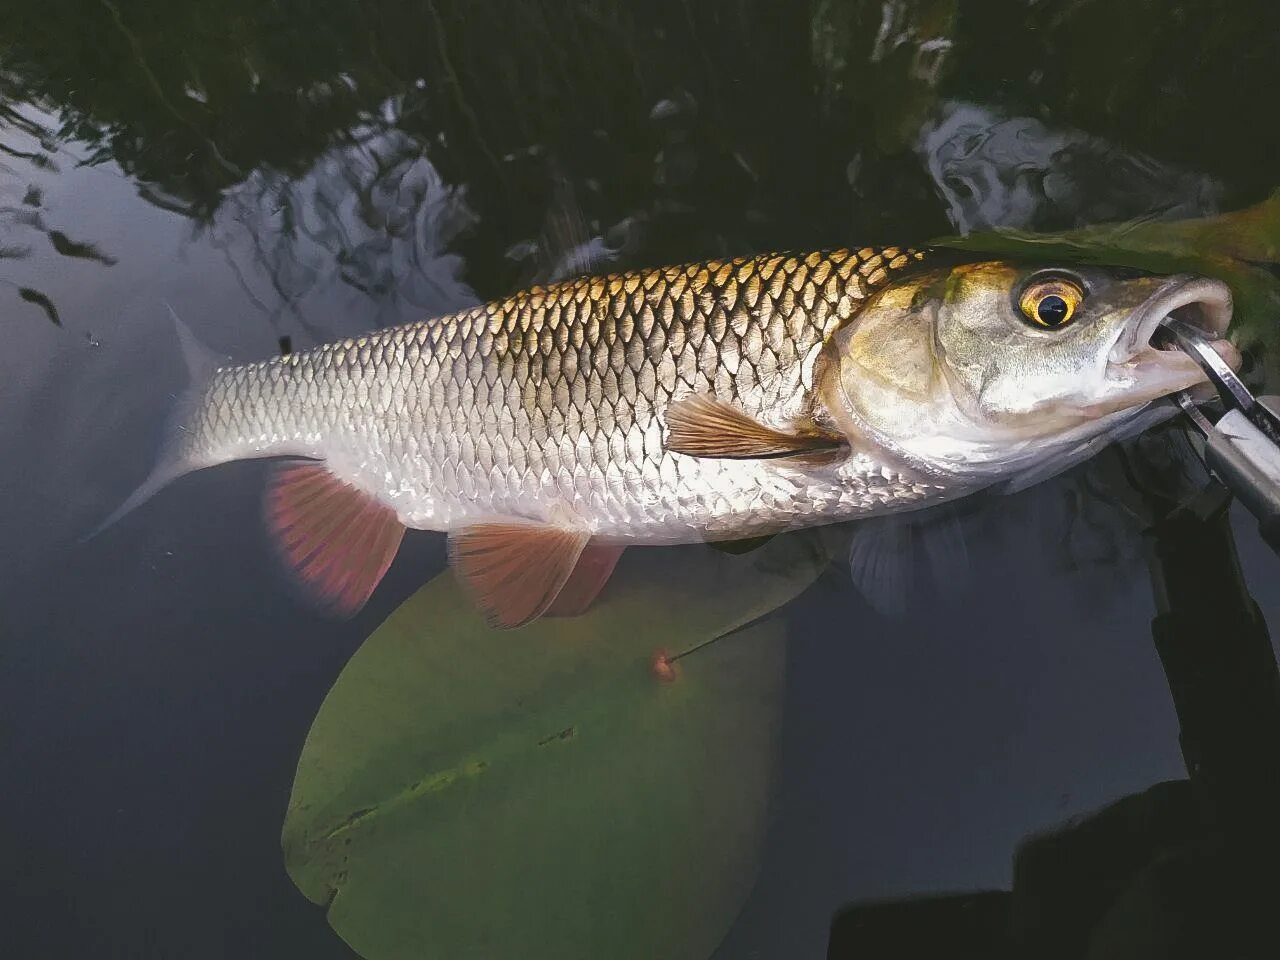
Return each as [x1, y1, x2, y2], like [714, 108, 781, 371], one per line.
[1018, 277, 1085, 330]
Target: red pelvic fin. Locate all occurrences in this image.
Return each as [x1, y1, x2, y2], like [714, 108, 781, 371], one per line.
[264, 462, 405, 617]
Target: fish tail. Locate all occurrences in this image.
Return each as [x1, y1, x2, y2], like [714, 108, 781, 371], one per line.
[83, 305, 228, 540]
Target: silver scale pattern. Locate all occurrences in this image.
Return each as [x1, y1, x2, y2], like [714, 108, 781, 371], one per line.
[186, 246, 943, 541]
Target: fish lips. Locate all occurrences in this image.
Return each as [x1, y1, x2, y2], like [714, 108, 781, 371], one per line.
[1101, 274, 1239, 404]
[1109, 273, 1235, 363]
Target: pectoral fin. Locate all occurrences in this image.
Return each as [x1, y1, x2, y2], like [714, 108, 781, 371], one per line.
[265, 462, 406, 617]
[448, 521, 593, 629]
[664, 394, 844, 460]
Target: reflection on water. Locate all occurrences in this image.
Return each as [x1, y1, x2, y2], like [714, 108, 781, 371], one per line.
[0, 105, 121, 329]
[213, 106, 480, 336]
[920, 101, 1222, 233]
[5, 1, 1280, 959]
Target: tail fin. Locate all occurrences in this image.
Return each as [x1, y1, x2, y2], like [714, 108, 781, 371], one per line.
[84, 305, 230, 540]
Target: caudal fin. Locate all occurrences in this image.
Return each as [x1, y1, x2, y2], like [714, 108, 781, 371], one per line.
[84, 306, 229, 540]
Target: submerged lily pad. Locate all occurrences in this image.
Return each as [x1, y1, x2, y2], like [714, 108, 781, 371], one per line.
[283, 536, 828, 960]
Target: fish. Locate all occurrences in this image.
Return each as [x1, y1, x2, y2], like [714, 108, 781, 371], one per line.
[99, 247, 1239, 627]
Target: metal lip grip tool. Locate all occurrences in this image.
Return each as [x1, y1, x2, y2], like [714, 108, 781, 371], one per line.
[1162, 316, 1280, 553]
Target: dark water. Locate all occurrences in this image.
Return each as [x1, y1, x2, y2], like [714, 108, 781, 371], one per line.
[4, 1, 1280, 957]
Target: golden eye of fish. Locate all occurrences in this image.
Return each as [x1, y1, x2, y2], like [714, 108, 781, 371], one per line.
[1019, 278, 1084, 329]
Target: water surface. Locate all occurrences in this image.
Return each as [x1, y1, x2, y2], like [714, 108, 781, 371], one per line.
[4, 2, 1280, 957]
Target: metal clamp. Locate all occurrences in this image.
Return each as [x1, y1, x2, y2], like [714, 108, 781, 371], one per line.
[1163, 317, 1280, 554]
[1161, 317, 1280, 444]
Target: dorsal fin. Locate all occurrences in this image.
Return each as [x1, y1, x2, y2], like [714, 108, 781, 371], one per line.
[448, 521, 593, 629]
[663, 394, 844, 460]
[265, 463, 406, 617]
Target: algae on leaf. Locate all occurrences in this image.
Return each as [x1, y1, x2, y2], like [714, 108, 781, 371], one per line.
[283, 536, 828, 960]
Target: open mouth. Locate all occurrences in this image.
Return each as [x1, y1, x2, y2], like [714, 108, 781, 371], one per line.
[1105, 275, 1240, 400]
[1112, 275, 1234, 360]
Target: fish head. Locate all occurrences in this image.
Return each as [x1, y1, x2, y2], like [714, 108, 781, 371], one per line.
[821, 260, 1238, 477]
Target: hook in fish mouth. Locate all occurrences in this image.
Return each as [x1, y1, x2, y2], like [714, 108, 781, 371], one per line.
[1114, 274, 1233, 359]
[1103, 275, 1240, 403]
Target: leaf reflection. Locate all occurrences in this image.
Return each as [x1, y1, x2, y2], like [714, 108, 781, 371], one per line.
[17, 287, 61, 326]
[46, 230, 118, 265]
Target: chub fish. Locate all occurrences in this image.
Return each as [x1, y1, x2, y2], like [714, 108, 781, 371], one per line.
[101, 247, 1239, 626]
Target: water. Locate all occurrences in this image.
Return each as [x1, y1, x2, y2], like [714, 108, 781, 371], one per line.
[4, 2, 1280, 957]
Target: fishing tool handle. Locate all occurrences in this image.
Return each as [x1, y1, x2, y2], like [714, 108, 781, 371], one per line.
[1200, 398, 1280, 555]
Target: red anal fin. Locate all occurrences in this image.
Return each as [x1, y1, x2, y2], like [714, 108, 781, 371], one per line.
[545, 543, 624, 618]
[447, 521, 591, 629]
[265, 462, 406, 618]
[664, 394, 845, 460]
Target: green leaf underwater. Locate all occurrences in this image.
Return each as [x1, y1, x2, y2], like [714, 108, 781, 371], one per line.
[283, 535, 829, 960]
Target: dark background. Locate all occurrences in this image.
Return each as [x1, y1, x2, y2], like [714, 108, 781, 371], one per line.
[3, 1, 1280, 956]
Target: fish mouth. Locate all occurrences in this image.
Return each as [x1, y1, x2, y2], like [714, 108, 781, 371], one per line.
[1104, 274, 1239, 401]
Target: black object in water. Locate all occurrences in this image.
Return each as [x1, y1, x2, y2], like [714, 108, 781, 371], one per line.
[829, 486, 1280, 960]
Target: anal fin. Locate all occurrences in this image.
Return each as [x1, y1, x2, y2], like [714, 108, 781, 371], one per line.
[545, 543, 624, 618]
[448, 521, 592, 629]
[708, 534, 775, 555]
[265, 462, 406, 618]
[846, 505, 972, 619]
[664, 394, 844, 460]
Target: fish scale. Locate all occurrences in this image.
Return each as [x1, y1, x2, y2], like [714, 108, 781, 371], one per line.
[184, 246, 940, 542]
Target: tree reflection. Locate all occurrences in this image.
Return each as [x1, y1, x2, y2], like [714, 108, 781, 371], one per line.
[0, 95, 119, 325]
[0, 0, 890, 310]
[919, 101, 1222, 234]
[5, 0, 1274, 320]
[211, 103, 480, 335]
